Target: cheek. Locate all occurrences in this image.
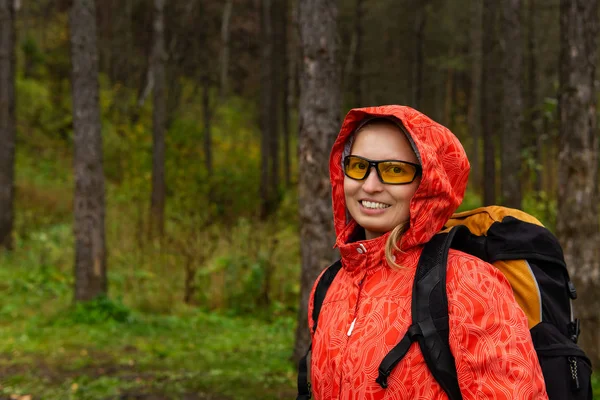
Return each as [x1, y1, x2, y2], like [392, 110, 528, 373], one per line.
[343, 176, 357, 198]
[343, 178, 360, 215]
[390, 184, 419, 206]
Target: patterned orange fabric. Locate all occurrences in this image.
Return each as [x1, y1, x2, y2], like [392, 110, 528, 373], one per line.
[308, 106, 548, 399]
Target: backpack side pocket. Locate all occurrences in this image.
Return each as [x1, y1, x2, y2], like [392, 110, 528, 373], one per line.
[531, 322, 592, 400]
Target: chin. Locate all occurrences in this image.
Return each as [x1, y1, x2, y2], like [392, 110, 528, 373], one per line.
[362, 225, 391, 239]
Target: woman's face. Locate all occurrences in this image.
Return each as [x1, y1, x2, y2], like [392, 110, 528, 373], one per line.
[344, 122, 420, 240]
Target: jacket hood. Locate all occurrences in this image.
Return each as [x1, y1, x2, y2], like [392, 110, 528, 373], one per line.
[330, 105, 470, 252]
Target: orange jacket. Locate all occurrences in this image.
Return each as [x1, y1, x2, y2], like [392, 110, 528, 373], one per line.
[308, 106, 548, 399]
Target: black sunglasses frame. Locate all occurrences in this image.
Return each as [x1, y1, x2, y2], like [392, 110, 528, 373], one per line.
[343, 155, 422, 185]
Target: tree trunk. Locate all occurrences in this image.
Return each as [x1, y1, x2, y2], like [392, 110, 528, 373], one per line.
[526, 0, 542, 194]
[219, 0, 233, 99]
[150, 0, 166, 238]
[500, 0, 523, 208]
[481, 0, 498, 205]
[293, 0, 340, 364]
[343, 0, 363, 106]
[0, 0, 15, 251]
[443, 44, 455, 127]
[412, 0, 427, 109]
[269, 0, 283, 205]
[259, 0, 272, 219]
[557, 0, 600, 368]
[282, 0, 291, 187]
[69, 0, 107, 301]
[468, 0, 482, 193]
[259, 0, 276, 219]
[202, 77, 212, 176]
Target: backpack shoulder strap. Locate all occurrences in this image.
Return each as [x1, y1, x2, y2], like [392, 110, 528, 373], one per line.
[414, 226, 466, 400]
[311, 259, 343, 332]
[376, 226, 467, 400]
[297, 259, 342, 400]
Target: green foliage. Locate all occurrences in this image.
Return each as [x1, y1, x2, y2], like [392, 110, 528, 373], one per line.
[68, 296, 134, 325]
[593, 375, 600, 398]
[0, 239, 297, 398]
[522, 191, 557, 231]
[455, 189, 482, 213]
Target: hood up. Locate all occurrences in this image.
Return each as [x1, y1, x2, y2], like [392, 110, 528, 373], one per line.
[330, 105, 470, 252]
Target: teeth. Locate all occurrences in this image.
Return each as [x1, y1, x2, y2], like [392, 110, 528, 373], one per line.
[361, 200, 390, 209]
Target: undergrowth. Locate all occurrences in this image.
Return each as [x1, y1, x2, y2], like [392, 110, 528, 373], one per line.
[0, 227, 297, 399]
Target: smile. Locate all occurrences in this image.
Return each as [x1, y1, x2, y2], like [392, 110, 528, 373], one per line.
[360, 200, 390, 209]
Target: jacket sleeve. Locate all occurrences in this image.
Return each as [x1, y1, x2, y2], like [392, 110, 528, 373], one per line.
[446, 251, 549, 400]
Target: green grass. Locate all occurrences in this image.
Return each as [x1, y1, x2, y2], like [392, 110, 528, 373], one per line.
[0, 228, 297, 400]
[0, 311, 297, 399]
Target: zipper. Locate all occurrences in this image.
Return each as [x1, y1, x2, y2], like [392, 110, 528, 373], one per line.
[347, 317, 357, 336]
[569, 356, 580, 391]
[338, 272, 367, 393]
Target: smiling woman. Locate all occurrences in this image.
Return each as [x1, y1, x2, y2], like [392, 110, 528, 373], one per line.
[343, 120, 421, 241]
[300, 105, 549, 400]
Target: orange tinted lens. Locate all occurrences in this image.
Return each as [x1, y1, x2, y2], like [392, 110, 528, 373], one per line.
[378, 161, 417, 183]
[345, 156, 369, 179]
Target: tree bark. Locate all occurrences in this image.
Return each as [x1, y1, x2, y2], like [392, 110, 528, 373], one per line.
[481, 0, 498, 205]
[282, 0, 291, 187]
[468, 0, 482, 193]
[500, 0, 523, 209]
[259, 0, 279, 219]
[202, 77, 212, 176]
[259, 0, 273, 219]
[557, 0, 600, 367]
[343, 0, 363, 106]
[526, 0, 542, 194]
[412, 0, 427, 109]
[0, 0, 16, 251]
[269, 0, 284, 205]
[150, 0, 167, 237]
[293, 0, 340, 364]
[69, 0, 107, 301]
[219, 0, 233, 99]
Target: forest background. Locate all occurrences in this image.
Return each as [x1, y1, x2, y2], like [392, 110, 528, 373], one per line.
[0, 0, 599, 399]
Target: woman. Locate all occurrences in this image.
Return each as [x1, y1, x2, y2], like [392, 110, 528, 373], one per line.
[308, 105, 548, 399]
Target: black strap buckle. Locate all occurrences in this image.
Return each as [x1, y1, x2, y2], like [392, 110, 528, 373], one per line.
[569, 319, 581, 343]
[376, 368, 390, 389]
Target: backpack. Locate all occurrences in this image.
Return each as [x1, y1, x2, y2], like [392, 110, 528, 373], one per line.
[297, 206, 593, 400]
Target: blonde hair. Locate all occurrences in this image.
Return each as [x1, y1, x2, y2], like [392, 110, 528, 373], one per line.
[384, 222, 409, 269]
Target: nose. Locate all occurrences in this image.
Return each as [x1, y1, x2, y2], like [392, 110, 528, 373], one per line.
[361, 167, 384, 193]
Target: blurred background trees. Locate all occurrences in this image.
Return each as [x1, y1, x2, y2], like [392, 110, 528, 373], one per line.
[0, 0, 16, 250]
[69, 0, 107, 301]
[0, 0, 599, 396]
[556, 0, 599, 371]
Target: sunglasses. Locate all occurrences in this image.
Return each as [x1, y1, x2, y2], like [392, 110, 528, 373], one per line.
[343, 155, 422, 185]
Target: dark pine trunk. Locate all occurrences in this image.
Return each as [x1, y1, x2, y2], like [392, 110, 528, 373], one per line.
[557, 0, 600, 368]
[282, 0, 291, 187]
[293, 0, 341, 364]
[150, 0, 167, 238]
[500, 0, 523, 208]
[481, 0, 498, 205]
[259, 0, 274, 219]
[412, 0, 427, 109]
[203, 77, 212, 176]
[468, 0, 482, 193]
[526, 0, 543, 195]
[219, 0, 233, 98]
[69, 0, 108, 301]
[0, 0, 16, 251]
